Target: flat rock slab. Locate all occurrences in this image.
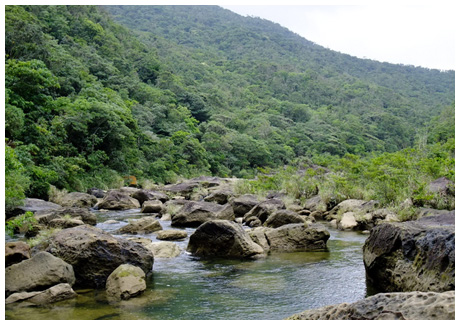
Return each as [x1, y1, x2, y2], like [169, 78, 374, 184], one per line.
[287, 290, 455, 320]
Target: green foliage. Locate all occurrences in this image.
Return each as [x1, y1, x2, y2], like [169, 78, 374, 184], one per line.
[6, 211, 36, 237]
[5, 146, 31, 214]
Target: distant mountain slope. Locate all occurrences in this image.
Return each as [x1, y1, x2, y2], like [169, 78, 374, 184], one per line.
[104, 5, 454, 155]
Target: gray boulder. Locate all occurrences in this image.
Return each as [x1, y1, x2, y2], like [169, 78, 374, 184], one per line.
[44, 225, 153, 288]
[171, 201, 234, 227]
[265, 223, 330, 252]
[87, 187, 106, 198]
[132, 190, 169, 206]
[243, 198, 285, 225]
[96, 191, 140, 210]
[263, 209, 305, 228]
[106, 264, 146, 300]
[59, 192, 98, 208]
[230, 194, 260, 218]
[162, 181, 202, 199]
[6, 283, 77, 306]
[363, 212, 455, 292]
[287, 291, 455, 320]
[19, 198, 62, 214]
[187, 220, 264, 259]
[5, 251, 75, 296]
[118, 217, 163, 234]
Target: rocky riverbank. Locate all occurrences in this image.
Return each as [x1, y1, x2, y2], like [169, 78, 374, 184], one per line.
[5, 176, 455, 319]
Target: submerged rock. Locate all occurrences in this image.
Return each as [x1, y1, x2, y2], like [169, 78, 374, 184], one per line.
[6, 283, 77, 306]
[146, 242, 181, 258]
[106, 264, 146, 300]
[287, 290, 455, 320]
[5, 251, 75, 296]
[363, 212, 455, 292]
[187, 220, 264, 259]
[44, 225, 153, 288]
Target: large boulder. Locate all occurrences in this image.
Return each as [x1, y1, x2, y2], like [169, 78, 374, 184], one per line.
[204, 189, 234, 205]
[428, 177, 454, 196]
[106, 264, 146, 300]
[303, 195, 326, 213]
[287, 291, 455, 320]
[187, 220, 264, 259]
[44, 225, 153, 288]
[5, 251, 75, 296]
[171, 201, 234, 227]
[59, 192, 98, 208]
[162, 181, 202, 199]
[5, 241, 31, 267]
[132, 190, 169, 206]
[243, 199, 285, 226]
[230, 194, 260, 218]
[363, 212, 455, 292]
[118, 217, 163, 234]
[264, 223, 330, 252]
[87, 187, 106, 198]
[5, 283, 77, 306]
[263, 209, 305, 228]
[96, 191, 140, 210]
[34, 207, 97, 226]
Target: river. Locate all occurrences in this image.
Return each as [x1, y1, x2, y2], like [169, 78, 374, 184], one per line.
[5, 209, 375, 320]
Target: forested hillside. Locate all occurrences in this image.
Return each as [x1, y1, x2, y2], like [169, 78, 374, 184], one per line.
[5, 5, 455, 215]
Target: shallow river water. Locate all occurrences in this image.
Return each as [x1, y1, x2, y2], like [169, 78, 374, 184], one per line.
[6, 209, 375, 320]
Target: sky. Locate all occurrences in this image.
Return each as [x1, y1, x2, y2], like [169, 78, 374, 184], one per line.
[220, 2, 456, 71]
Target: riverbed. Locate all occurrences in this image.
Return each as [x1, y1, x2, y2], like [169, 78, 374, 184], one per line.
[6, 209, 374, 320]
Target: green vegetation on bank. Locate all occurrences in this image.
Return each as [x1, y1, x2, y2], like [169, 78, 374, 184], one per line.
[4, 5, 455, 216]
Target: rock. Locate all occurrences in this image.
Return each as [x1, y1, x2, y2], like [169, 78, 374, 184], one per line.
[59, 192, 98, 208]
[287, 290, 455, 320]
[48, 218, 85, 229]
[263, 209, 305, 228]
[34, 207, 97, 226]
[106, 264, 146, 300]
[118, 216, 163, 234]
[246, 227, 270, 252]
[428, 177, 454, 195]
[96, 191, 140, 210]
[328, 199, 368, 217]
[310, 211, 324, 221]
[204, 190, 233, 205]
[155, 229, 188, 241]
[189, 176, 223, 188]
[44, 225, 153, 288]
[18, 198, 62, 214]
[187, 220, 264, 259]
[125, 237, 153, 247]
[162, 181, 202, 199]
[146, 242, 181, 258]
[171, 201, 235, 227]
[304, 195, 326, 213]
[132, 190, 169, 206]
[338, 212, 358, 230]
[363, 212, 454, 292]
[243, 198, 285, 226]
[141, 200, 164, 214]
[5, 241, 31, 267]
[87, 187, 106, 198]
[265, 223, 330, 252]
[230, 194, 260, 218]
[103, 219, 119, 224]
[6, 283, 77, 306]
[5, 251, 75, 296]
[416, 207, 450, 219]
[118, 186, 140, 195]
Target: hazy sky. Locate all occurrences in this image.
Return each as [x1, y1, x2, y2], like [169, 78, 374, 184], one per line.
[220, 3, 456, 71]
